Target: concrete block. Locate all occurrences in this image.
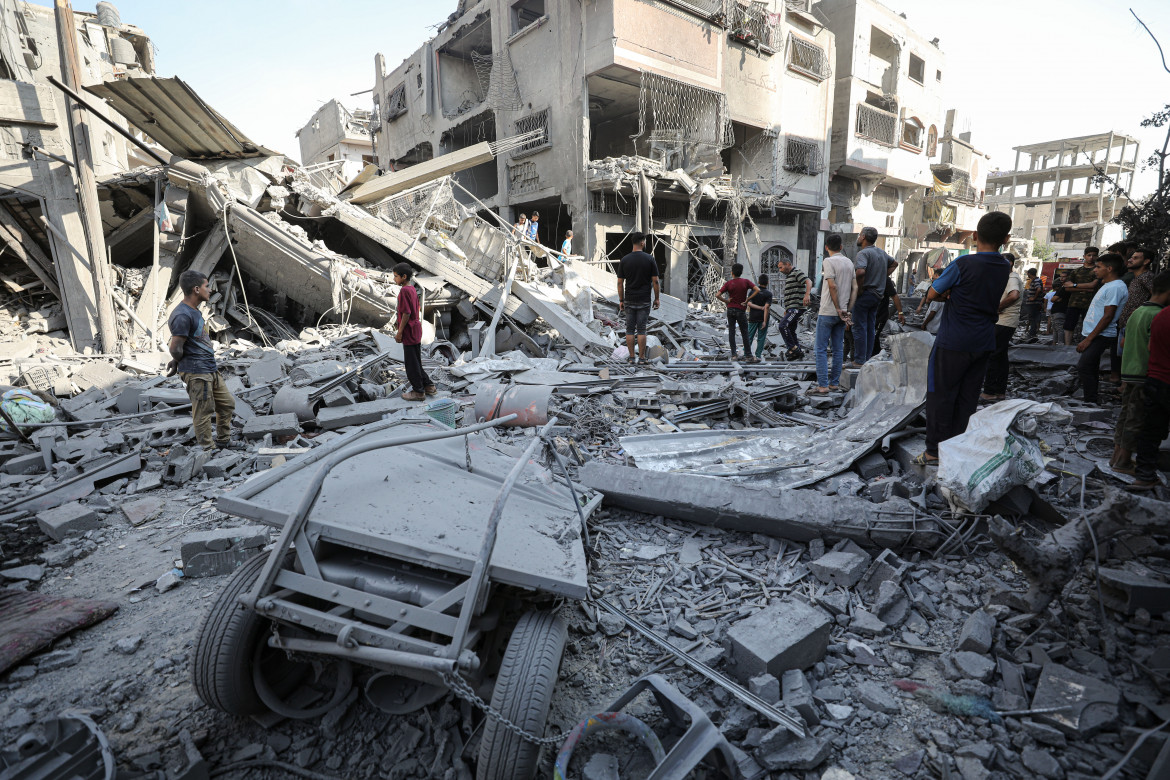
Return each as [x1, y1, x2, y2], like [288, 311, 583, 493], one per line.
[727, 599, 831, 681]
[756, 735, 831, 772]
[855, 451, 890, 480]
[748, 674, 780, 703]
[122, 496, 166, 526]
[872, 579, 910, 627]
[320, 386, 356, 407]
[855, 681, 900, 715]
[36, 501, 102, 541]
[135, 470, 164, 492]
[203, 453, 245, 478]
[956, 609, 996, 654]
[243, 413, 302, 440]
[3, 453, 46, 475]
[181, 525, 268, 577]
[1031, 662, 1120, 737]
[808, 550, 869, 588]
[782, 669, 819, 725]
[950, 650, 996, 682]
[316, 397, 412, 430]
[246, 353, 287, 386]
[164, 445, 210, 484]
[858, 548, 910, 598]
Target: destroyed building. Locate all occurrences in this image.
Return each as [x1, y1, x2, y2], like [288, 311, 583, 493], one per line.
[987, 130, 1139, 258]
[371, 0, 835, 294]
[295, 99, 375, 188]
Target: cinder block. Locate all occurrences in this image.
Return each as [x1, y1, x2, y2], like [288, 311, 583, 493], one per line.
[855, 451, 890, 480]
[727, 599, 831, 682]
[3, 453, 46, 475]
[203, 453, 245, 478]
[809, 551, 869, 588]
[956, 609, 996, 654]
[316, 398, 411, 430]
[164, 445, 210, 484]
[242, 413, 302, 440]
[37, 501, 102, 541]
[181, 525, 268, 577]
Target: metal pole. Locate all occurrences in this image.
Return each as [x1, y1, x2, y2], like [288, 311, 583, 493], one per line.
[45, 75, 169, 166]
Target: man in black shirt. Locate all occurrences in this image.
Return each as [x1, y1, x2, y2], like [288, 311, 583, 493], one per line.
[616, 232, 660, 363]
[872, 259, 906, 356]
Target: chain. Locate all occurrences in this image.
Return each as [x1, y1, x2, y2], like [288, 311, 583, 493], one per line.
[441, 671, 565, 746]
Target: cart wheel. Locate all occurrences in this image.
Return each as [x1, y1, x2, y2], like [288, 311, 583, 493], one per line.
[476, 609, 568, 780]
[192, 551, 300, 715]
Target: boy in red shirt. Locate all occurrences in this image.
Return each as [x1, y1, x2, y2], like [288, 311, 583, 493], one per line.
[1132, 301, 1170, 490]
[393, 263, 435, 401]
[717, 263, 759, 360]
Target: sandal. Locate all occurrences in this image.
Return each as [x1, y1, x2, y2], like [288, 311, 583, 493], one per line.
[913, 452, 939, 467]
[828, 385, 840, 391]
[806, 386, 831, 395]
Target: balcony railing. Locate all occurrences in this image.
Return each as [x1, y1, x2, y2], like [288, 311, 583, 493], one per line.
[786, 34, 830, 81]
[856, 103, 898, 146]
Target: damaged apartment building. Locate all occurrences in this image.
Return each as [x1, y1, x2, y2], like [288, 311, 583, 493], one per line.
[370, 0, 835, 298]
[0, 0, 157, 353]
[295, 99, 375, 191]
[819, 0, 987, 277]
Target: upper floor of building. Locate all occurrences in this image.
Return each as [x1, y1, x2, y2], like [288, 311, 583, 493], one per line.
[297, 99, 374, 167]
[986, 131, 1139, 209]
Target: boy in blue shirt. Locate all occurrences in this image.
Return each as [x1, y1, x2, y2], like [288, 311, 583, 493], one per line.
[916, 212, 1013, 465]
[1075, 253, 1128, 404]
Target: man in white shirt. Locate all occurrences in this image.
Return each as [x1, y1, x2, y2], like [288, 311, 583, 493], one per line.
[981, 255, 1024, 401]
[1076, 253, 1129, 404]
[812, 234, 856, 393]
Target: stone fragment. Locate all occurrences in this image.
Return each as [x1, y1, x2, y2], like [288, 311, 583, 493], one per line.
[872, 580, 910, 627]
[1020, 746, 1063, 779]
[670, 617, 698, 640]
[180, 526, 268, 578]
[822, 702, 853, 721]
[756, 735, 831, 771]
[155, 568, 183, 593]
[598, 613, 624, 636]
[954, 756, 990, 780]
[748, 673, 780, 703]
[1031, 661, 1120, 737]
[135, 470, 164, 492]
[848, 609, 887, 636]
[3, 452, 46, 475]
[243, 413, 302, 440]
[36, 502, 101, 541]
[955, 742, 995, 762]
[115, 636, 143, 655]
[1021, 719, 1067, 747]
[950, 651, 996, 682]
[36, 648, 82, 670]
[855, 681, 900, 714]
[892, 750, 924, 776]
[809, 551, 869, 588]
[122, 496, 166, 526]
[0, 564, 45, 582]
[855, 451, 891, 480]
[782, 669, 820, 725]
[727, 599, 831, 681]
[956, 609, 995, 654]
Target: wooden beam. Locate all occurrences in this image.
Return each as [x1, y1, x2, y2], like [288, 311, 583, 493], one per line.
[0, 206, 61, 298]
[347, 142, 494, 205]
[55, 0, 118, 350]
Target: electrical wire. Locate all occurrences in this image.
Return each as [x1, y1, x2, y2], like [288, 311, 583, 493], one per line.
[220, 204, 271, 348]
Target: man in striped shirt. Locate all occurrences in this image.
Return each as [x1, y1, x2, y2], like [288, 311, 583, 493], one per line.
[777, 256, 812, 360]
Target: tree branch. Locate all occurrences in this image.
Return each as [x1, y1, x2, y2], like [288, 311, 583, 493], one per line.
[1132, 8, 1170, 74]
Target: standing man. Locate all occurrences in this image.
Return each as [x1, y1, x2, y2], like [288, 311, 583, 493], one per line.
[1075, 253, 1128, 404]
[776, 255, 811, 361]
[616, 232, 660, 364]
[745, 274, 773, 363]
[717, 263, 759, 361]
[1131, 282, 1170, 491]
[917, 212, 1013, 466]
[1021, 268, 1045, 342]
[1119, 247, 1156, 334]
[812, 234, 855, 394]
[513, 213, 528, 239]
[393, 263, 436, 401]
[167, 271, 238, 451]
[560, 230, 574, 256]
[981, 256, 1024, 402]
[527, 211, 540, 244]
[872, 258, 906, 357]
[851, 226, 894, 366]
[1048, 271, 1071, 345]
[1113, 272, 1170, 473]
[1063, 246, 1100, 345]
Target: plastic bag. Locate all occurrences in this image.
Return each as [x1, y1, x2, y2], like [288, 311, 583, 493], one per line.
[0, 389, 55, 431]
[937, 399, 1070, 513]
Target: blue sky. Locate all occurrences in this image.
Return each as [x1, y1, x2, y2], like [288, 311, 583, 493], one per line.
[32, 1, 1170, 196]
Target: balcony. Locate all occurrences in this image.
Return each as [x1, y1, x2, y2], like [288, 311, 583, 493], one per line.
[786, 33, 830, 81]
[856, 103, 898, 147]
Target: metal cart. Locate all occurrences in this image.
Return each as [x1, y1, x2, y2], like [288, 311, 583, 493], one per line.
[192, 414, 594, 780]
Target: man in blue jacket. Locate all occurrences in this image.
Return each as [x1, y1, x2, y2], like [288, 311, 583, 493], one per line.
[916, 212, 1013, 465]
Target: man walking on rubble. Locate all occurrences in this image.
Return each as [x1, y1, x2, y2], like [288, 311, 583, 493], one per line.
[167, 270, 240, 452]
[527, 211, 541, 244]
[812, 234, 855, 394]
[617, 232, 661, 364]
[393, 263, 436, 401]
[1063, 246, 1100, 346]
[917, 211, 1013, 466]
[717, 263, 759, 361]
[776, 255, 811, 361]
[851, 226, 895, 367]
[745, 273, 773, 362]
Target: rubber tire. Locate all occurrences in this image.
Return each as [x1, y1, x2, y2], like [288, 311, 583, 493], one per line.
[476, 609, 568, 780]
[191, 551, 283, 715]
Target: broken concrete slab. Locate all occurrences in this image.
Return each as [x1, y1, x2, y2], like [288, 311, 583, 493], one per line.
[956, 610, 996, 654]
[511, 280, 609, 352]
[809, 550, 869, 588]
[782, 670, 819, 725]
[242, 413, 302, 440]
[1097, 568, 1170, 616]
[1031, 662, 1120, 737]
[37, 501, 102, 541]
[316, 397, 412, 430]
[578, 463, 939, 550]
[121, 496, 166, 526]
[181, 525, 268, 577]
[727, 599, 831, 681]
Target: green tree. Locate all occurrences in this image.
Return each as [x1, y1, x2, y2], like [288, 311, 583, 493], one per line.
[1031, 240, 1057, 263]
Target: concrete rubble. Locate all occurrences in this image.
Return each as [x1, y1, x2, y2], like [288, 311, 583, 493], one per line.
[0, 11, 1167, 780]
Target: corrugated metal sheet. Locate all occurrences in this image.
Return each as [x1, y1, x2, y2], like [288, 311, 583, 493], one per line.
[85, 77, 270, 160]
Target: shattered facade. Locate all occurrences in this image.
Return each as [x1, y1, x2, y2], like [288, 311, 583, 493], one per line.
[295, 98, 375, 188]
[372, 0, 835, 295]
[987, 130, 1139, 258]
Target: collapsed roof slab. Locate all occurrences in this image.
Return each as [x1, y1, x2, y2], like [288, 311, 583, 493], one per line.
[347, 142, 495, 205]
[227, 205, 396, 327]
[564, 257, 687, 325]
[579, 462, 940, 551]
[293, 181, 535, 325]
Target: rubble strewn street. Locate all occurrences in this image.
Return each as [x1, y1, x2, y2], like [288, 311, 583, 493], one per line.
[2, 1, 1169, 779]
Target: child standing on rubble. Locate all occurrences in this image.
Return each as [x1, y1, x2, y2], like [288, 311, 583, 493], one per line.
[167, 270, 240, 451]
[393, 263, 436, 401]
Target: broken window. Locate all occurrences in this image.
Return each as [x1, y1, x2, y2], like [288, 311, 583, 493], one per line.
[936, 69, 942, 82]
[783, 136, 824, 175]
[786, 34, 830, 81]
[385, 84, 408, 122]
[908, 54, 925, 85]
[511, 0, 545, 35]
[873, 184, 899, 213]
[472, 50, 523, 111]
[869, 26, 898, 62]
[901, 118, 924, 151]
[508, 161, 540, 196]
[856, 101, 898, 146]
[926, 125, 938, 157]
[634, 69, 733, 166]
[512, 109, 549, 157]
[760, 244, 793, 277]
